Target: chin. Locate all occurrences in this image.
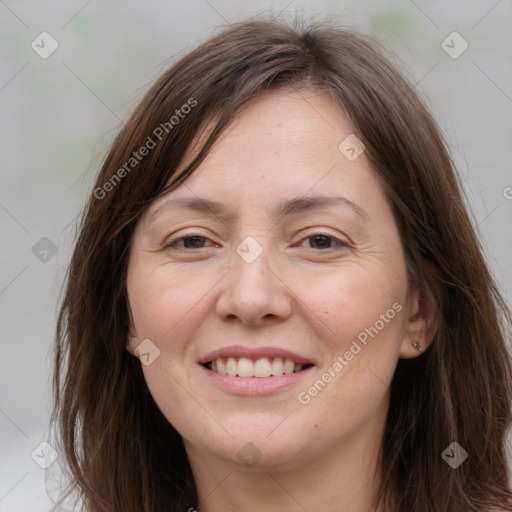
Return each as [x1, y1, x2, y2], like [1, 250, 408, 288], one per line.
[206, 417, 316, 469]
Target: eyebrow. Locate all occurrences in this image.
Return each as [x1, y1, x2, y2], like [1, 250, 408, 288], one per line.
[147, 194, 370, 225]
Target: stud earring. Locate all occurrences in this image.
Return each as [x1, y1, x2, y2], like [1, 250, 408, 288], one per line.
[413, 341, 423, 352]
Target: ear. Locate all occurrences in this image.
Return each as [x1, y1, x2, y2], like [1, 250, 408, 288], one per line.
[399, 281, 440, 359]
[126, 326, 138, 356]
[126, 300, 138, 356]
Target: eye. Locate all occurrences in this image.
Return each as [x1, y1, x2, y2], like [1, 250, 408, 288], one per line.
[296, 231, 349, 251]
[164, 231, 349, 252]
[164, 234, 216, 250]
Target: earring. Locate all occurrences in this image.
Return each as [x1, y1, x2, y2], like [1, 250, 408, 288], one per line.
[413, 341, 423, 352]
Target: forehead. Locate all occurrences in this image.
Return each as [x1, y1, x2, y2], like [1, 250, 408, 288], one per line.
[168, 88, 363, 191]
[141, 87, 391, 230]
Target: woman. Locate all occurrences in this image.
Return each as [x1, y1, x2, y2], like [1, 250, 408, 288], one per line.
[52, 18, 512, 512]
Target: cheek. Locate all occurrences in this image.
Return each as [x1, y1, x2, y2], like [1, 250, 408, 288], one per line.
[127, 263, 214, 437]
[128, 262, 217, 344]
[294, 268, 405, 434]
[307, 263, 406, 349]
[297, 261, 407, 411]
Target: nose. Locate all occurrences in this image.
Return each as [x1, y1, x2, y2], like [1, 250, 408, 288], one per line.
[215, 240, 293, 327]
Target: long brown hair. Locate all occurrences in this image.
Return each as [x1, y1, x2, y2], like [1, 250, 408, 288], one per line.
[52, 18, 512, 511]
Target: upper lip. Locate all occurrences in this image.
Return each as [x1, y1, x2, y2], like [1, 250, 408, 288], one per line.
[198, 345, 316, 365]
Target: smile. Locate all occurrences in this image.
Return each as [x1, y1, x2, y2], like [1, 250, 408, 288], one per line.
[198, 345, 316, 394]
[203, 356, 314, 377]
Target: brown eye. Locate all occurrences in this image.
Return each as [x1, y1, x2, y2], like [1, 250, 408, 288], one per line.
[309, 235, 333, 249]
[165, 234, 214, 250]
[297, 232, 349, 251]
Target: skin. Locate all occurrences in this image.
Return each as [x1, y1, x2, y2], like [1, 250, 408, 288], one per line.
[126, 87, 439, 512]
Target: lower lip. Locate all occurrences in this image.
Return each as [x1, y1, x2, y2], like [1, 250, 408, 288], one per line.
[200, 364, 315, 395]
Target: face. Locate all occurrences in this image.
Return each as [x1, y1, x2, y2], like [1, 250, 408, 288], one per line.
[126, 88, 424, 470]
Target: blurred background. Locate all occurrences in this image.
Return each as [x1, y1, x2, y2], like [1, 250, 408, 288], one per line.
[1, 0, 511, 510]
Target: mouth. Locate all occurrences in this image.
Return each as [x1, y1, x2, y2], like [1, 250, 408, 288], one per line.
[202, 356, 314, 377]
[198, 346, 316, 395]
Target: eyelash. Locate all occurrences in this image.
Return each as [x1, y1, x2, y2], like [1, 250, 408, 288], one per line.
[164, 231, 349, 252]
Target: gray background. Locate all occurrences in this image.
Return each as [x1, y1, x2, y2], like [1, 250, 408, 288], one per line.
[1, 0, 511, 510]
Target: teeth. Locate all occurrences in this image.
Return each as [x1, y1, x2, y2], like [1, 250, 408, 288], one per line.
[271, 357, 283, 376]
[254, 358, 272, 377]
[208, 357, 308, 377]
[283, 358, 295, 374]
[237, 357, 254, 377]
[217, 357, 226, 375]
[226, 357, 238, 377]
